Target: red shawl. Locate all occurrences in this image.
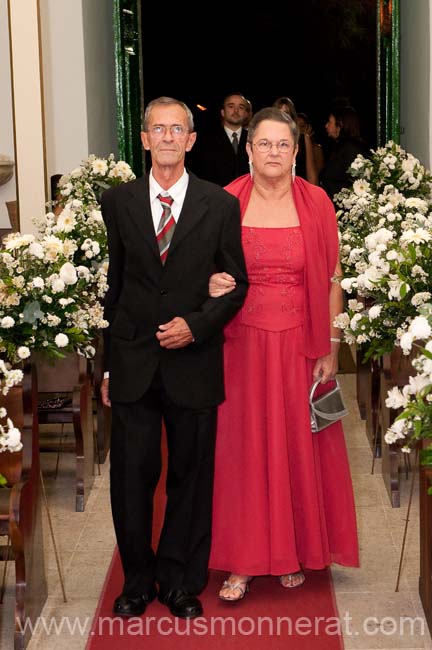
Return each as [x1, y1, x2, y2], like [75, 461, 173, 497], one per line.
[225, 174, 339, 359]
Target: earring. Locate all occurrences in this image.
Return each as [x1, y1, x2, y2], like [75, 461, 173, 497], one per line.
[249, 159, 254, 179]
[291, 161, 296, 180]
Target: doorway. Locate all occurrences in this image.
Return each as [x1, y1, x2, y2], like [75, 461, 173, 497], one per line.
[114, 0, 400, 173]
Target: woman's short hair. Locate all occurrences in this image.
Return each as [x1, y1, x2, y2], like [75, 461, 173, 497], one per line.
[272, 97, 298, 122]
[247, 107, 299, 145]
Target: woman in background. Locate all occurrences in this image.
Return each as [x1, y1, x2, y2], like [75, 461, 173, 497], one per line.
[320, 105, 369, 200]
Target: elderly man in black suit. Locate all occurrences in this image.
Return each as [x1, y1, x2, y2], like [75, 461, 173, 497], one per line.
[100, 96, 247, 620]
[189, 92, 251, 186]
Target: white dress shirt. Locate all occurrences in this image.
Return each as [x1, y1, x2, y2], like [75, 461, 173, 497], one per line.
[149, 168, 189, 233]
[224, 126, 242, 145]
[103, 169, 190, 379]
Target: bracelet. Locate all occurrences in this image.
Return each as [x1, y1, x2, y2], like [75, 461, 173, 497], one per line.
[330, 337, 341, 343]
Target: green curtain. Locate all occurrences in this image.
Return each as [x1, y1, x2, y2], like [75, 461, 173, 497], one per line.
[113, 0, 143, 176]
[377, 0, 400, 144]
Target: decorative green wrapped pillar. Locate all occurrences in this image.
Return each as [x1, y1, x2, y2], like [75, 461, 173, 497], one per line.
[113, 0, 144, 176]
[377, 0, 400, 144]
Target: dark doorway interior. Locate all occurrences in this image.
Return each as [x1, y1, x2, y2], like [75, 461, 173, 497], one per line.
[141, 1, 377, 149]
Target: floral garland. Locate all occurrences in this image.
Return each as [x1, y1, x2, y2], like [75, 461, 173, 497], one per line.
[0, 360, 24, 486]
[383, 304, 432, 469]
[0, 155, 135, 364]
[334, 142, 432, 360]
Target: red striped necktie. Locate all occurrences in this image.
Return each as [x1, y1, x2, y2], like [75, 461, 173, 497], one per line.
[156, 194, 175, 265]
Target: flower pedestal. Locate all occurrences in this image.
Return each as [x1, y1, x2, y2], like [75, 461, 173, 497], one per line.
[0, 363, 47, 650]
[380, 348, 417, 507]
[34, 352, 94, 512]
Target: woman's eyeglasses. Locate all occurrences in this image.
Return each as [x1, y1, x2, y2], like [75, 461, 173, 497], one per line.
[253, 140, 293, 154]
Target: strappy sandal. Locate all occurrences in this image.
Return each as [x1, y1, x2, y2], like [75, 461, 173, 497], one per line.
[219, 576, 251, 602]
[279, 570, 305, 588]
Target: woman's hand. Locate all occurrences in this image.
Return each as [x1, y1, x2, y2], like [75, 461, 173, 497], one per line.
[209, 272, 236, 297]
[312, 342, 339, 383]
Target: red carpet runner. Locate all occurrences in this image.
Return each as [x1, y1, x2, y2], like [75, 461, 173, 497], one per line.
[86, 433, 344, 650]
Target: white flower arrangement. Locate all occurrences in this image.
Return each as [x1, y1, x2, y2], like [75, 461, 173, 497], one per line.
[383, 304, 432, 467]
[0, 360, 24, 487]
[0, 154, 135, 364]
[334, 142, 432, 360]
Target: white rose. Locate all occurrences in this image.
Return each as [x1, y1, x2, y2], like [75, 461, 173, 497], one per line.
[407, 374, 431, 395]
[17, 346, 30, 359]
[51, 278, 66, 293]
[399, 332, 414, 353]
[368, 305, 382, 320]
[32, 277, 45, 289]
[350, 313, 363, 331]
[4, 421, 22, 451]
[1, 316, 15, 328]
[90, 209, 103, 222]
[341, 278, 355, 292]
[409, 315, 432, 340]
[385, 386, 408, 409]
[59, 262, 78, 285]
[28, 242, 44, 259]
[55, 333, 69, 348]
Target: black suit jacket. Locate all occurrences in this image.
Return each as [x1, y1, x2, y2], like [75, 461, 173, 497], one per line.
[188, 127, 249, 187]
[101, 172, 248, 408]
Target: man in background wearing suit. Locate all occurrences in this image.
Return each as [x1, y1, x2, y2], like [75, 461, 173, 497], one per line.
[100, 97, 248, 620]
[189, 92, 250, 186]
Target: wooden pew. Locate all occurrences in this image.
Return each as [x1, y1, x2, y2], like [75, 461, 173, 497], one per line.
[0, 364, 47, 650]
[380, 349, 416, 507]
[35, 353, 94, 512]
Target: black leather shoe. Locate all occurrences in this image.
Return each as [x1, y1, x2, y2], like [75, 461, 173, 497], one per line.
[159, 589, 203, 619]
[113, 586, 157, 617]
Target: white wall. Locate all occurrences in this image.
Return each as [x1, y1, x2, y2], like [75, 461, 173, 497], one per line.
[40, 0, 117, 190]
[0, 0, 17, 227]
[82, 0, 118, 159]
[40, 0, 89, 184]
[400, 0, 431, 167]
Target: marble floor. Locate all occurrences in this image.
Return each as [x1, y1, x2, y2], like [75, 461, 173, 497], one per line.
[0, 372, 431, 649]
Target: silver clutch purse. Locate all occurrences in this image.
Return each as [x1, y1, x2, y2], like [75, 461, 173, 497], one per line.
[309, 378, 348, 433]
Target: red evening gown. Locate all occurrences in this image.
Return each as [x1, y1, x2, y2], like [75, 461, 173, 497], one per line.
[209, 225, 359, 576]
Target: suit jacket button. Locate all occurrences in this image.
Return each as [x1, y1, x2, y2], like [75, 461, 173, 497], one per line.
[160, 289, 167, 296]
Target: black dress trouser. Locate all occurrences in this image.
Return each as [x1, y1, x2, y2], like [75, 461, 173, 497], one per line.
[110, 369, 217, 597]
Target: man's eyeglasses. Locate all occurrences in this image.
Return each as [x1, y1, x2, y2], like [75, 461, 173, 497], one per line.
[253, 140, 293, 154]
[149, 125, 189, 137]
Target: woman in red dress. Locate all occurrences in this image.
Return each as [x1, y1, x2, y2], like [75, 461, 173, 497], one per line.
[209, 107, 359, 601]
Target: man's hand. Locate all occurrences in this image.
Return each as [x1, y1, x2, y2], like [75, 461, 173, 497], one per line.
[209, 272, 236, 297]
[156, 317, 194, 349]
[101, 377, 111, 407]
